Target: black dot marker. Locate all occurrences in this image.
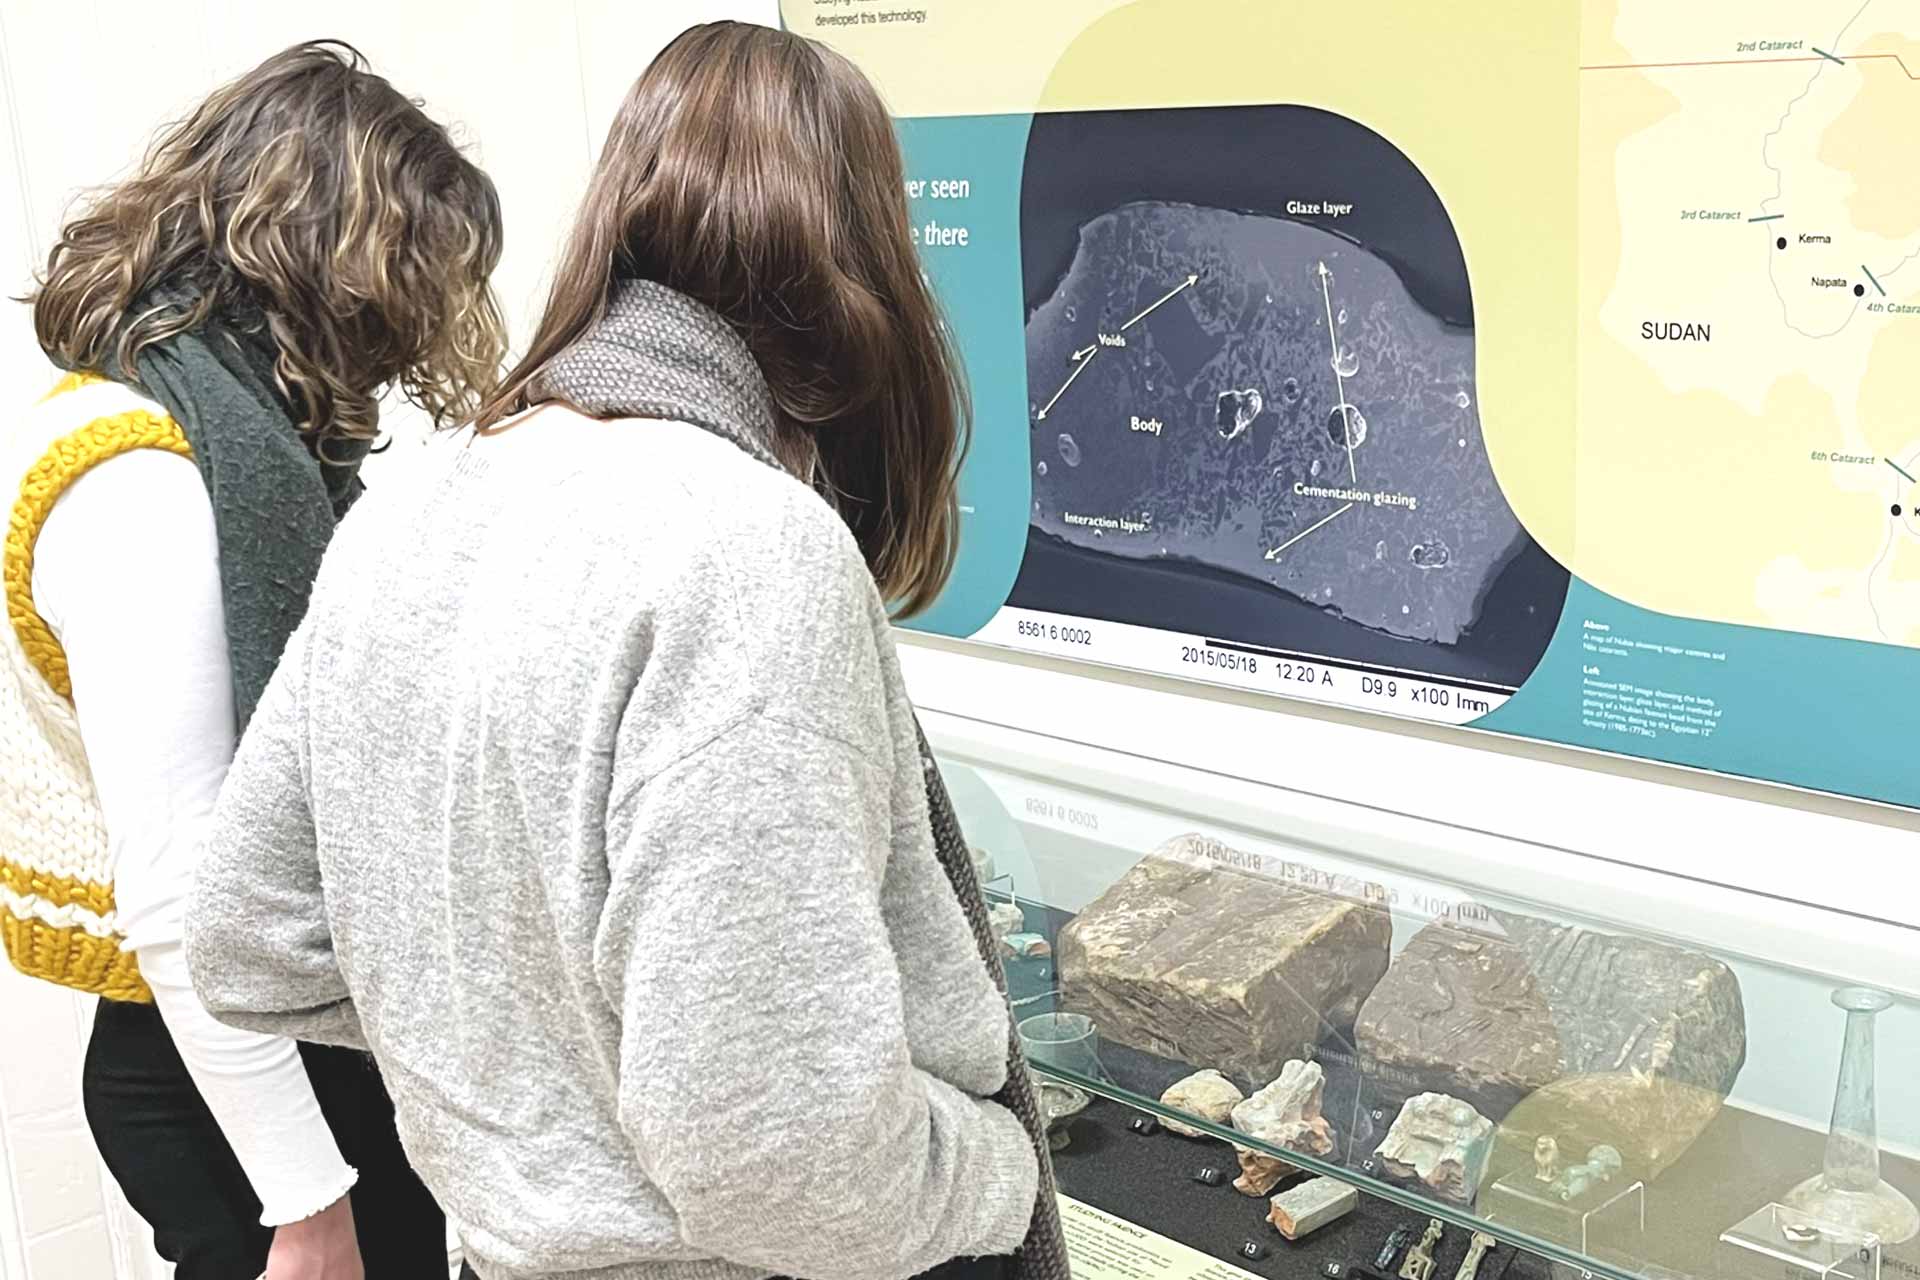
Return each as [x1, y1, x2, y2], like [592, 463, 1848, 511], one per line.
[1856, 284, 1867, 297]
[1777, 237, 1788, 250]
[1893, 504, 1903, 517]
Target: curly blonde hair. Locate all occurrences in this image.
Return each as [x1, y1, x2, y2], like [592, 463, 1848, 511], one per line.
[31, 40, 506, 445]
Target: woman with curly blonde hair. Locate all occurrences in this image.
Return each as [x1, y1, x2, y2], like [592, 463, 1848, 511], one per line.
[2, 39, 504, 1279]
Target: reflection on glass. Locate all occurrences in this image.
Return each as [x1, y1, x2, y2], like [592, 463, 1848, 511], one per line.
[1018, 1011, 1105, 1083]
[1718, 1201, 1883, 1280]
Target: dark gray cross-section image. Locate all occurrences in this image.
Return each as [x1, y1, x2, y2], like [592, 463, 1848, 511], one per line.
[1011, 105, 1568, 690]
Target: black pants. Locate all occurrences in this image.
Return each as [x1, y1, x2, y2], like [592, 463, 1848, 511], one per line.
[84, 999, 445, 1280]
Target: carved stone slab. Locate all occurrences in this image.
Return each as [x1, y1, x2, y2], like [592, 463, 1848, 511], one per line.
[1353, 909, 1746, 1173]
[1057, 836, 1391, 1082]
[1160, 1069, 1244, 1139]
[1375, 1092, 1492, 1203]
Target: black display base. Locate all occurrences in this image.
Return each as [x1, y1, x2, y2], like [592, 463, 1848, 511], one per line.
[1050, 1095, 1547, 1280]
[1035, 1020, 1920, 1280]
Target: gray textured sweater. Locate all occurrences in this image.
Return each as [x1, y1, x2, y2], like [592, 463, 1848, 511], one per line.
[185, 414, 1039, 1280]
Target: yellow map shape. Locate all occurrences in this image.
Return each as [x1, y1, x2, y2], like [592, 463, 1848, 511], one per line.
[1581, 0, 1920, 646]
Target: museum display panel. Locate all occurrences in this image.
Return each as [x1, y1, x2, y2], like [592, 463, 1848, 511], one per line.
[922, 711, 1920, 1280]
[783, 0, 1920, 814]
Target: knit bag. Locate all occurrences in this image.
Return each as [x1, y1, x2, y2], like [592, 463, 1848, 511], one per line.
[0, 373, 190, 1001]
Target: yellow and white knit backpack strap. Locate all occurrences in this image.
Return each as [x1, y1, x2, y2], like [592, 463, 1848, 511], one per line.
[0, 372, 191, 1002]
[7, 379, 193, 695]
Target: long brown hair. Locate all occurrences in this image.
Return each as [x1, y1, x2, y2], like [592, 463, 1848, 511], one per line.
[475, 22, 967, 617]
[31, 40, 506, 446]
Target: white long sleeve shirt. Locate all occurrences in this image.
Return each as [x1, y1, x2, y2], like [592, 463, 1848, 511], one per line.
[33, 446, 356, 1227]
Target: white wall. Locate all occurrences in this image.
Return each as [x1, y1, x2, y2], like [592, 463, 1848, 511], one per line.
[1, 0, 779, 454]
[0, 971, 140, 1280]
[0, 3, 774, 1276]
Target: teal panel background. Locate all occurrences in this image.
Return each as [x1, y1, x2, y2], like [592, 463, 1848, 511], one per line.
[1479, 579, 1920, 809]
[894, 114, 1033, 636]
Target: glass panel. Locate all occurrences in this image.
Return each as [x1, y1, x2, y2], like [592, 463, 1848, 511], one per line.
[936, 737, 1920, 1280]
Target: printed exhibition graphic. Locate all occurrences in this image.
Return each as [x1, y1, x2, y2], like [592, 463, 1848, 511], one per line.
[1010, 106, 1567, 713]
[782, 0, 1920, 809]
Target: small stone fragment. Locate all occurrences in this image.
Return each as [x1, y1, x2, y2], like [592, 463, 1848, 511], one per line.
[1233, 1147, 1295, 1197]
[1232, 1059, 1337, 1158]
[988, 901, 1025, 943]
[1375, 1092, 1493, 1203]
[1159, 1069, 1245, 1139]
[1268, 1176, 1359, 1240]
[1002, 932, 1051, 959]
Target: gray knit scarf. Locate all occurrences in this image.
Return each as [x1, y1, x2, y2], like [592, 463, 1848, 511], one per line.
[537, 279, 1070, 1280]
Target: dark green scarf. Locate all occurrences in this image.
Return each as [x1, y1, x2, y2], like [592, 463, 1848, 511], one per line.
[110, 316, 370, 729]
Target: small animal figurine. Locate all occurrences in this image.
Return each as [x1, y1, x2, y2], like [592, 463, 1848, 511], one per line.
[1553, 1143, 1624, 1202]
[1375, 1224, 1414, 1271]
[1533, 1134, 1560, 1183]
[1398, 1218, 1443, 1280]
[1456, 1231, 1498, 1280]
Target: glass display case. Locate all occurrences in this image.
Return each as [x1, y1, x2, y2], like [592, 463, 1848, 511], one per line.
[925, 712, 1920, 1280]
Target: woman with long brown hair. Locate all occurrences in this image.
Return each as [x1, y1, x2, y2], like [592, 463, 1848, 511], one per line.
[186, 21, 1067, 1280]
[3, 40, 504, 1279]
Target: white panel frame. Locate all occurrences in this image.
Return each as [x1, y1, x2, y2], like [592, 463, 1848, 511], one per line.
[903, 638, 1920, 938]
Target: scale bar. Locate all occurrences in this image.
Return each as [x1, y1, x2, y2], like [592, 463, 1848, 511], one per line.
[1204, 639, 1519, 697]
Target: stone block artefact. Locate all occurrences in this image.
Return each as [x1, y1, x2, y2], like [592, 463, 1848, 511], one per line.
[1374, 1092, 1492, 1203]
[1354, 909, 1746, 1175]
[1058, 836, 1391, 1082]
[1268, 1176, 1359, 1239]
